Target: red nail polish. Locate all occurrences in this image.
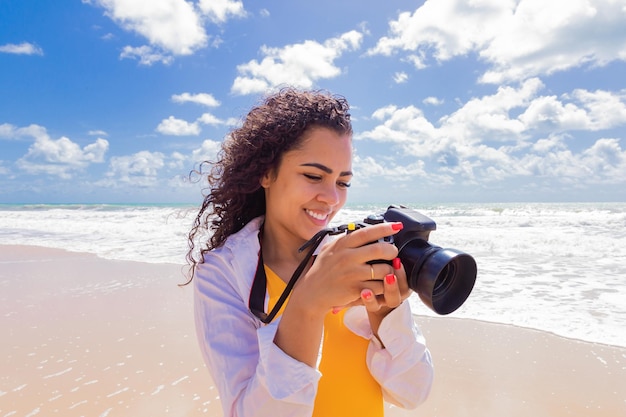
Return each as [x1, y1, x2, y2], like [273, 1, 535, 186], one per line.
[392, 257, 401, 270]
[332, 307, 342, 315]
[391, 222, 403, 231]
[362, 289, 373, 300]
[385, 274, 396, 285]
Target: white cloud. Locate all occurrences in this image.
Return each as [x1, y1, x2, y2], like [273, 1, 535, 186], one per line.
[569, 89, 626, 130]
[197, 0, 246, 23]
[120, 45, 173, 65]
[90, 0, 209, 63]
[0, 123, 48, 140]
[88, 0, 249, 64]
[156, 116, 201, 136]
[172, 92, 220, 107]
[105, 150, 165, 186]
[353, 154, 429, 182]
[519, 88, 626, 132]
[369, 0, 626, 83]
[518, 95, 589, 132]
[356, 79, 626, 187]
[0, 123, 18, 139]
[231, 30, 363, 95]
[368, 0, 507, 58]
[88, 129, 109, 136]
[191, 139, 221, 163]
[437, 78, 545, 143]
[168, 151, 187, 169]
[0, 42, 43, 55]
[197, 113, 223, 126]
[517, 135, 626, 185]
[11, 125, 108, 179]
[423, 96, 444, 106]
[393, 72, 408, 83]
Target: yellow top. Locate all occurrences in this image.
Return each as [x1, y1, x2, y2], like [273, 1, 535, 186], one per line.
[265, 265, 384, 417]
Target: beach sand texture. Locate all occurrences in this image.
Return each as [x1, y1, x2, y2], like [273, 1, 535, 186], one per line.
[1, 245, 625, 417]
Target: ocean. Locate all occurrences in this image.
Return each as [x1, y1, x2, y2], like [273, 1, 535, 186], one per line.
[1, 202, 624, 348]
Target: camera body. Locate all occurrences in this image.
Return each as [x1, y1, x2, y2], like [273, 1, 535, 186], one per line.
[349, 205, 477, 315]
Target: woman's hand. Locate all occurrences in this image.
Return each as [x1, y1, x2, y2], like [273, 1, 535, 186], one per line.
[276, 221, 407, 365]
[291, 221, 406, 317]
[360, 257, 412, 341]
[361, 257, 411, 310]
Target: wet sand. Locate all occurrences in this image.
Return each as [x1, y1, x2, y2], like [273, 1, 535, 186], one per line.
[1, 245, 624, 416]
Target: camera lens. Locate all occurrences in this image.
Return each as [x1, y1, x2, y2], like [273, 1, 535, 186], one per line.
[400, 243, 477, 315]
[426, 252, 476, 314]
[379, 205, 477, 314]
[433, 262, 455, 294]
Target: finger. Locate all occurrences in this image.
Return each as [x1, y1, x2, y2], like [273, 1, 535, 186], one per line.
[345, 221, 403, 249]
[367, 262, 393, 282]
[383, 273, 402, 308]
[349, 240, 399, 268]
[360, 278, 384, 295]
[392, 257, 411, 299]
[331, 297, 364, 314]
[361, 288, 381, 312]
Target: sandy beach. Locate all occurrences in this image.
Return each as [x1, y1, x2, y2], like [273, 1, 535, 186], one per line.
[1, 245, 624, 417]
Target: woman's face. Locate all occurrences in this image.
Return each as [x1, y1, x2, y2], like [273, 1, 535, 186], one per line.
[261, 127, 353, 247]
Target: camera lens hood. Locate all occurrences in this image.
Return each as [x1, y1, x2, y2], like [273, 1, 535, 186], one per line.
[416, 248, 477, 315]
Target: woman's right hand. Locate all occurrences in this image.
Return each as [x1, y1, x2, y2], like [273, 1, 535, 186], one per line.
[274, 221, 404, 366]
[291, 221, 405, 317]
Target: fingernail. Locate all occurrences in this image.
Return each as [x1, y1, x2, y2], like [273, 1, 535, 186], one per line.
[392, 257, 401, 270]
[361, 289, 373, 300]
[391, 222, 404, 231]
[385, 274, 396, 285]
[332, 307, 342, 314]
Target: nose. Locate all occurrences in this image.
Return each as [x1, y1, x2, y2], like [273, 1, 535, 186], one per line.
[317, 183, 341, 207]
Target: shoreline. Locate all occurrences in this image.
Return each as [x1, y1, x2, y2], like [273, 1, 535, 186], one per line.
[4, 243, 624, 349]
[2, 244, 625, 416]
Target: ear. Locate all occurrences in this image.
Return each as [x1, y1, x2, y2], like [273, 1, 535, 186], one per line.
[260, 169, 273, 189]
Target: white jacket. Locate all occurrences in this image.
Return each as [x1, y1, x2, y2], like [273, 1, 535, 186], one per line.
[194, 216, 433, 417]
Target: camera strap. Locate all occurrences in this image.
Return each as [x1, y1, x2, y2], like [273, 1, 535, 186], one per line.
[249, 226, 343, 324]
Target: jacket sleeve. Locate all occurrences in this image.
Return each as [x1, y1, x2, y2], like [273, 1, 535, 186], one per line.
[194, 256, 321, 417]
[343, 302, 434, 409]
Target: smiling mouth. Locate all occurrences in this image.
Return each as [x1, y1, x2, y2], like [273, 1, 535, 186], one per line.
[305, 209, 329, 221]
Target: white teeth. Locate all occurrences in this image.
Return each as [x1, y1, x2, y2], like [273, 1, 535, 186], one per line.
[306, 210, 327, 221]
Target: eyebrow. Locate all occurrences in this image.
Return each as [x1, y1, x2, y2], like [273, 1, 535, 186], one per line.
[301, 162, 353, 177]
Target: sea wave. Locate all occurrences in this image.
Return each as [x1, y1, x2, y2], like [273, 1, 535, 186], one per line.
[1, 202, 625, 347]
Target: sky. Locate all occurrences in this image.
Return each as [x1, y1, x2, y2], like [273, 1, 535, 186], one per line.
[1, 0, 626, 204]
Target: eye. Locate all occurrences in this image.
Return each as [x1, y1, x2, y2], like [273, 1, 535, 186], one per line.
[303, 173, 321, 181]
[338, 181, 351, 189]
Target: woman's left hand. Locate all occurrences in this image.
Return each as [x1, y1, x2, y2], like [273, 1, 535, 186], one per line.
[362, 257, 411, 333]
[362, 258, 409, 309]
[333, 257, 412, 339]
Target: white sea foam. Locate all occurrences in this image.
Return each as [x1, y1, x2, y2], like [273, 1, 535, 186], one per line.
[24, 408, 40, 417]
[172, 375, 189, 386]
[99, 408, 113, 417]
[106, 387, 129, 398]
[42, 367, 73, 379]
[151, 384, 165, 396]
[1, 202, 624, 347]
[68, 400, 87, 409]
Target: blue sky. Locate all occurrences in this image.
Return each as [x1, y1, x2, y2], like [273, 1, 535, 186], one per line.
[1, 0, 626, 204]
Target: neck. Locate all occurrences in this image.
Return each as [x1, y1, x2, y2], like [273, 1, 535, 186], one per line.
[260, 222, 308, 281]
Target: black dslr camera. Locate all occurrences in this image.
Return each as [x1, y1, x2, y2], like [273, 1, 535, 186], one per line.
[350, 205, 477, 315]
[257, 205, 478, 324]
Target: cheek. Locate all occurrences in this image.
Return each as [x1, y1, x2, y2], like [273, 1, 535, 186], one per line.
[339, 190, 349, 206]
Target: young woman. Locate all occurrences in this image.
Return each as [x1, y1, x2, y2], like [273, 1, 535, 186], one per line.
[187, 88, 433, 417]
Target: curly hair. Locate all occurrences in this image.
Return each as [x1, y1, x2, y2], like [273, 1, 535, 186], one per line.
[185, 88, 352, 282]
